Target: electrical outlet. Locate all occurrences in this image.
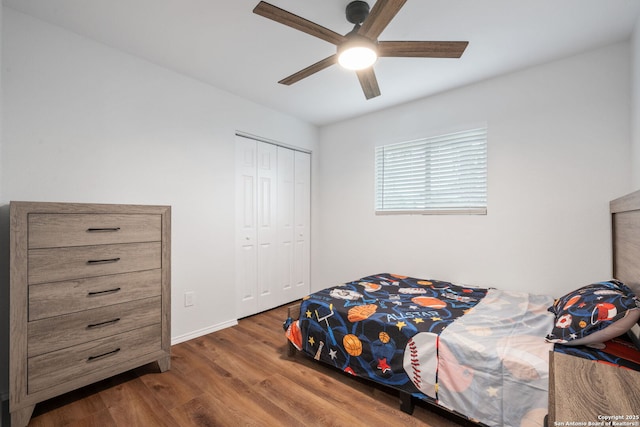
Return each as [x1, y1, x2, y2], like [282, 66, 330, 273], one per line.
[184, 291, 195, 307]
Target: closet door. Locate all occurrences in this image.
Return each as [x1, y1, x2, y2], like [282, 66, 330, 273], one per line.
[236, 137, 310, 318]
[235, 138, 259, 318]
[255, 143, 278, 311]
[276, 147, 295, 307]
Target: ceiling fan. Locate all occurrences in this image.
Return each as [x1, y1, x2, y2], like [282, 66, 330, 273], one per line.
[253, 0, 468, 100]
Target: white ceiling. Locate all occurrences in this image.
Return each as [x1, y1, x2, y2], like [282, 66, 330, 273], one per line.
[4, 0, 640, 126]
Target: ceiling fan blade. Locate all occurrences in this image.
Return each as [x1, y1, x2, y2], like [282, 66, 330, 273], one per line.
[254, 1, 345, 46]
[356, 68, 381, 100]
[278, 55, 337, 86]
[358, 0, 407, 40]
[378, 41, 469, 58]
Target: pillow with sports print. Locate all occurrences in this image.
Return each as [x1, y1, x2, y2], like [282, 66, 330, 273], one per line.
[545, 280, 640, 348]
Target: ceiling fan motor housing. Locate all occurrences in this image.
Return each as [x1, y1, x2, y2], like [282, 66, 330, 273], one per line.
[346, 1, 370, 25]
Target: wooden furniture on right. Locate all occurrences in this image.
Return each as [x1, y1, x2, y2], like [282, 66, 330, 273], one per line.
[10, 201, 171, 427]
[548, 351, 640, 425]
[611, 188, 640, 296]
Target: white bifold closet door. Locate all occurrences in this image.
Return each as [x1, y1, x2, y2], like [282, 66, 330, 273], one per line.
[235, 136, 310, 318]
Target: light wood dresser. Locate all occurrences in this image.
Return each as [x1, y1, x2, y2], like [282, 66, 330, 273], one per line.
[9, 201, 171, 427]
[547, 351, 640, 426]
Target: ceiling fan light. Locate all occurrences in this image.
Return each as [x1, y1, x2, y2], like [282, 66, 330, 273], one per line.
[338, 46, 378, 70]
[337, 35, 378, 70]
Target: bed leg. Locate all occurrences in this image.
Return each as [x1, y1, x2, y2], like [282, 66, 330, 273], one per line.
[286, 302, 302, 358]
[399, 391, 415, 415]
[287, 340, 296, 357]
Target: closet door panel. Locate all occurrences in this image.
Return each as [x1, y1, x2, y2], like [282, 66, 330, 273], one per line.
[293, 151, 311, 299]
[277, 147, 295, 303]
[235, 138, 258, 318]
[256, 142, 278, 311]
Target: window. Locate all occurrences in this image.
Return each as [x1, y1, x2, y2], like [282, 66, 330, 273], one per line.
[375, 128, 487, 214]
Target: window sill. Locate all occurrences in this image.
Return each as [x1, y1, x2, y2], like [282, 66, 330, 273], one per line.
[375, 208, 487, 215]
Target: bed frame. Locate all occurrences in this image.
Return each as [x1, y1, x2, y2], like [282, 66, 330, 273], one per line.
[611, 189, 640, 296]
[285, 189, 640, 419]
[611, 189, 640, 349]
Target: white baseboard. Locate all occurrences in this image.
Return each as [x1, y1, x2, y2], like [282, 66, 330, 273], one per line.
[171, 319, 238, 345]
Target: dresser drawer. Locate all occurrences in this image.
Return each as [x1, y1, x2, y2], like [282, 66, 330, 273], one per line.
[28, 213, 161, 248]
[29, 269, 161, 321]
[28, 296, 161, 357]
[28, 242, 161, 285]
[28, 323, 162, 394]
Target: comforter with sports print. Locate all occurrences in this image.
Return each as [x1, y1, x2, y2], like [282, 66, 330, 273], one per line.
[284, 273, 556, 426]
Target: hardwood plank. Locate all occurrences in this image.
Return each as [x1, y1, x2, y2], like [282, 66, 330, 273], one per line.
[29, 384, 109, 427]
[30, 408, 117, 427]
[99, 376, 179, 427]
[168, 395, 226, 427]
[107, 395, 177, 427]
[257, 372, 368, 426]
[136, 369, 203, 412]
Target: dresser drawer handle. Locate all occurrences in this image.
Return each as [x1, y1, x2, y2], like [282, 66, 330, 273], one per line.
[87, 257, 121, 265]
[87, 227, 121, 232]
[87, 287, 122, 296]
[87, 348, 121, 362]
[87, 318, 121, 329]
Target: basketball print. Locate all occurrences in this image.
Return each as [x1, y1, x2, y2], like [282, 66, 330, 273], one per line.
[343, 334, 363, 357]
[379, 331, 390, 343]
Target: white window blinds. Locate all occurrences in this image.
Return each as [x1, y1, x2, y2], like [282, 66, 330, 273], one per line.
[375, 128, 487, 214]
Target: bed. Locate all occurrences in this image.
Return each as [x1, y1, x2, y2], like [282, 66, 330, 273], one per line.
[283, 189, 640, 427]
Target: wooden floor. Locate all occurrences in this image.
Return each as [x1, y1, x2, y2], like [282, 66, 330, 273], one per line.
[25, 303, 466, 427]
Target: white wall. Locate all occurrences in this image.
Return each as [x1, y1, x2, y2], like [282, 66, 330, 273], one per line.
[316, 43, 632, 297]
[0, 9, 320, 346]
[632, 14, 640, 188]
